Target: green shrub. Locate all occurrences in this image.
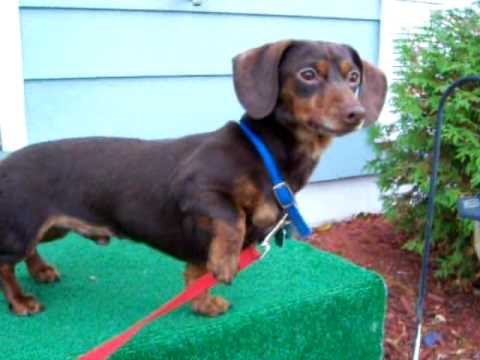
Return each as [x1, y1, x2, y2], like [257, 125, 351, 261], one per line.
[367, 3, 480, 279]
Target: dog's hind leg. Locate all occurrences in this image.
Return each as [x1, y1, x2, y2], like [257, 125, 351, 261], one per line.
[0, 228, 45, 315]
[0, 217, 62, 314]
[0, 263, 44, 315]
[25, 226, 68, 283]
[184, 263, 230, 316]
[26, 249, 60, 283]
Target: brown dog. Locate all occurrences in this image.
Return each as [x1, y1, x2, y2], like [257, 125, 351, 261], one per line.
[0, 40, 386, 316]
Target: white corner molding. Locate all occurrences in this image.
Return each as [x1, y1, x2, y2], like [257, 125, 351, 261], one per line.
[297, 176, 382, 227]
[378, 0, 441, 126]
[0, 1, 28, 152]
[378, 0, 476, 127]
[377, 0, 398, 126]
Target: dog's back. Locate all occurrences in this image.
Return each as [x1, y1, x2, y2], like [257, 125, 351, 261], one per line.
[0, 132, 213, 260]
[0, 122, 252, 263]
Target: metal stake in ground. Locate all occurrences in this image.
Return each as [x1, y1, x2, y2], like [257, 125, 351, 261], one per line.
[413, 76, 480, 360]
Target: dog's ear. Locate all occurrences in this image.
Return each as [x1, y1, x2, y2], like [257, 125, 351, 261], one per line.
[359, 61, 387, 126]
[233, 40, 293, 119]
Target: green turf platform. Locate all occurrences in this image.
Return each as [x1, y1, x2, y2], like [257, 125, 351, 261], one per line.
[1, 235, 386, 359]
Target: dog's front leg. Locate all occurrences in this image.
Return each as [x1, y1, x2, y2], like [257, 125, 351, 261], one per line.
[181, 193, 246, 316]
[184, 263, 231, 316]
[207, 213, 246, 284]
[184, 214, 245, 316]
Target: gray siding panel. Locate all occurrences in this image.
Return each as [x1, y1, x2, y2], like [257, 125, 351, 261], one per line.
[19, 1, 381, 181]
[20, 0, 381, 20]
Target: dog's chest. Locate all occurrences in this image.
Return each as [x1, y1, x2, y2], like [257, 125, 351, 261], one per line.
[287, 134, 332, 189]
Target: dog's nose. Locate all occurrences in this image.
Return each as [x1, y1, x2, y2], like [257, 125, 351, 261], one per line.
[344, 105, 366, 125]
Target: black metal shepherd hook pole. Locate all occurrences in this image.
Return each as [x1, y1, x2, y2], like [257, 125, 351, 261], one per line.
[413, 76, 480, 360]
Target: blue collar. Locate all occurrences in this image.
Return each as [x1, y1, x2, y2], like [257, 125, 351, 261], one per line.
[238, 118, 312, 239]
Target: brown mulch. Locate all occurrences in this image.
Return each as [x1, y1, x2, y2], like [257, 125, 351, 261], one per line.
[310, 214, 480, 360]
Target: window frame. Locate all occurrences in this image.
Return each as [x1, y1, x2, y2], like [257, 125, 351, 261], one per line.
[0, 1, 28, 152]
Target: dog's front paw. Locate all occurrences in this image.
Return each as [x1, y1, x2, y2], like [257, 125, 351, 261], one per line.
[208, 254, 239, 284]
[9, 295, 44, 316]
[192, 295, 230, 317]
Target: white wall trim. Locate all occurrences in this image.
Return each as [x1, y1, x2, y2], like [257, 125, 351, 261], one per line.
[378, 0, 441, 126]
[378, 0, 398, 126]
[378, 0, 476, 127]
[0, 1, 28, 152]
[297, 176, 382, 226]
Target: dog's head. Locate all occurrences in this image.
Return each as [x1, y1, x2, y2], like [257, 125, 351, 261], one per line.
[233, 40, 387, 136]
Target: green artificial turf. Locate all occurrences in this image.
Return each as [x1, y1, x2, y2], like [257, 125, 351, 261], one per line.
[1, 235, 386, 359]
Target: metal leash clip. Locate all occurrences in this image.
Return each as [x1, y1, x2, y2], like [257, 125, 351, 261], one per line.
[259, 213, 288, 259]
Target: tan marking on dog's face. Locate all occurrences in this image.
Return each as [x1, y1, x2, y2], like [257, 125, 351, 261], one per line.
[278, 42, 367, 137]
[281, 77, 314, 123]
[280, 77, 335, 160]
[312, 83, 350, 128]
[339, 60, 352, 77]
[316, 60, 330, 78]
[281, 76, 362, 137]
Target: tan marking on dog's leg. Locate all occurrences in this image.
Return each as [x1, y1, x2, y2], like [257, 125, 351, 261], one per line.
[184, 263, 230, 317]
[26, 249, 60, 283]
[24, 215, 113, 281]
[32, 215, 113, 250]
[252, 202, 279, 228]
[52, 216, 113, 243]
[207, 212, 246, 284]
[233, 177, 262, 209]
[0, 264, 44, 316]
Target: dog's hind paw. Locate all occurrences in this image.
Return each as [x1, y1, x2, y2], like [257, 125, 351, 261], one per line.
[192, 295, 230, 317]
[95, 236, 110, 246]
[9, 295, 44, 316]
[31, 264, 60, 283]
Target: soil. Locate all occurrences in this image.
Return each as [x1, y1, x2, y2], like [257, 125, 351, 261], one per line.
[310, 214, 480, 360]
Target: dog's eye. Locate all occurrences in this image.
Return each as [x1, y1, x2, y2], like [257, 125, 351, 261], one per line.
[348, 70, 361, 84]
[298, 68, 318, 82]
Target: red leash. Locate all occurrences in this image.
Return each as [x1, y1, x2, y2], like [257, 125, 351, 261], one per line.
[78, 245, 261, 360]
